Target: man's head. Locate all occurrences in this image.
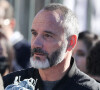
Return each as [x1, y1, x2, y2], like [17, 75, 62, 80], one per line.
[0, 0, 15, 39]
[30, 3, 79, 69]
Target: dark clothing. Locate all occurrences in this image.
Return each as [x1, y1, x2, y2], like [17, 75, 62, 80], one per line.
[13, 39, 31, 69]
[3, 58, 100, 90]
[43, 80, 59, 90]
[10, 31, 31, 70]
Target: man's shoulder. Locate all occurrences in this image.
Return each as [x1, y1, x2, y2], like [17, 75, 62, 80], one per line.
[72, 69, 100, 90]
[65, 58, 100, 90]
[3, 68, 36, 88]
[4, 68, 32, 77]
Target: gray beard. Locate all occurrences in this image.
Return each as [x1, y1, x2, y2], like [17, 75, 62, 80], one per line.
[30, 57, 50, 69]
[47, 43, 66, 67]
[30, 43, 67, 69]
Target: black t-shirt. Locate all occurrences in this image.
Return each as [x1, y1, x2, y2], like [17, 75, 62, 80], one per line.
[43, 80, 59, 90]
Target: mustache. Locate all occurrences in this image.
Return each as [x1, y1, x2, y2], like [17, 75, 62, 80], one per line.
[31, 48, 48, 56]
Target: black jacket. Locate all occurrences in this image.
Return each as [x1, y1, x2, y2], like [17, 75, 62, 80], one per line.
[3, 58, 100, 90]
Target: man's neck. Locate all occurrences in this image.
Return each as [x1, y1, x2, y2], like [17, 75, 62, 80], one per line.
[39, 53, 71, 81]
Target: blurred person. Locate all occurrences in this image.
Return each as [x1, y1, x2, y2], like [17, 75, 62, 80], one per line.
[73, 31, 99, 73]
[0, 0, 31, 70]
[86, 40, 100, 82]
[0, 74, 4, 90]
[3, 3, 100, 90]
[0, 30, 14, 76]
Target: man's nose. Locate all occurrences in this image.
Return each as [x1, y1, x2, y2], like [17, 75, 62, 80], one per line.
[32, 36, 43, 48]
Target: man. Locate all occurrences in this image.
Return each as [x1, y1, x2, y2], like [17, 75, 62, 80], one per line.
[0, 0, 31, 70]
[3, 3, 100, 90]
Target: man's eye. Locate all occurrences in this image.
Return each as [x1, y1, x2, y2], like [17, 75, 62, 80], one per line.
[32, 32, 37, 36]
[44, 34, 52, 38]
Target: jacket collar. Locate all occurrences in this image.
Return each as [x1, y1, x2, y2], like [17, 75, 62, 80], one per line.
[31, 57, 77, 90]
[52, 57, 78, 89]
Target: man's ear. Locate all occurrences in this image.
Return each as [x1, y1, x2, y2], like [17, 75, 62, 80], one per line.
[67, 35, 77, 51]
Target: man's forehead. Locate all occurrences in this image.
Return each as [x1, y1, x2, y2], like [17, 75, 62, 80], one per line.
[32, 10, 64, 34]
[33, 10, 63, 24]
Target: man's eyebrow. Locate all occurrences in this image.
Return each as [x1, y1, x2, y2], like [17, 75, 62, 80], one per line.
[44, 31, 55, 35]
[31, 29, 36, 32]
[31, 29, 56, 35]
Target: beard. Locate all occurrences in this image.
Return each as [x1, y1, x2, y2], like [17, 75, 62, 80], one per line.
[30, 57, 50, 69]
[30, 43, 67, 69]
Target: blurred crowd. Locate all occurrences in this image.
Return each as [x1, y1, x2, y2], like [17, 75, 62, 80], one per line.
[73, 31, 100, 82]
[0, 0, 31, 76]
[0, 0, 100, 89]
[0, 0, 31, 86]
[0, 1, 31, 88]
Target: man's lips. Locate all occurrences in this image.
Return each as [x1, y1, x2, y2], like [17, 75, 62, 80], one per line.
[34, 53, 45, 56]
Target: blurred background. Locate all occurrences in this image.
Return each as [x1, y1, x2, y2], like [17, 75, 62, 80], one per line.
[5, 0, 100, 42]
